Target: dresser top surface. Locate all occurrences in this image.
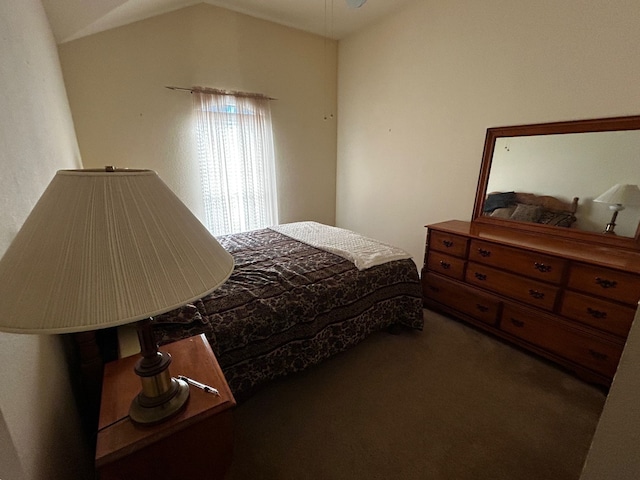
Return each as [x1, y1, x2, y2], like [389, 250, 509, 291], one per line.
[427, 220, 640, 273]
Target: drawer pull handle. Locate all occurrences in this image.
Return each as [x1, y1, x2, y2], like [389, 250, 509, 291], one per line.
[595, 277, 617, 289]
[442, 240, 454, 248]
[528, 289, 545, 299]
[510, 318, 524, 328]
[428, 286, 440, 293]
[477, 248, 491, 258]
[534, 262, 552, 273]
[587, 307, 607, 319]
[474, 272, 487, 281]
[476, 304, 489, 313]
[588, 349, 608, 362]
[439, 261, 451, 270]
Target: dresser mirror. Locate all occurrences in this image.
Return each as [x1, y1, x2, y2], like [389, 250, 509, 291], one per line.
[472, 115, 640, 249]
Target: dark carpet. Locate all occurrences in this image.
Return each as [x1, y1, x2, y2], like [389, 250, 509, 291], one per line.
[226, 309, 606, 480]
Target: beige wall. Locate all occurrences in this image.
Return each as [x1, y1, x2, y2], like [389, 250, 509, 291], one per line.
[337, 0, 640, 264]
[58, 4, 338, 227]
[337, 0, 640, 477]
[0, 0, 91, 479]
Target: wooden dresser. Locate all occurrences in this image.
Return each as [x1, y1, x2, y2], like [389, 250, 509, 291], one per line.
[422, 220, 640, 387]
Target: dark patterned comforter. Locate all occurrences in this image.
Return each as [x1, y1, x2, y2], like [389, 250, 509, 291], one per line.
[152, 228, 423, 401]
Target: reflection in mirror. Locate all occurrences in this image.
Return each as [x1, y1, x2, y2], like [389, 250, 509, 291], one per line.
[483, 129, 640, 238]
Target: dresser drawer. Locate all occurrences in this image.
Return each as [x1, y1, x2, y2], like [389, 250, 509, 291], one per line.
[427, 251, 465, 280]
[567, 263, 640, 305]
[560, 290, 635, 338]
[466, 262, 559, 311]
[501, 304, 623, 378]
[469, 240, 566, 284]
[429, 230, 469, 258]
[423, 273, 500, 326]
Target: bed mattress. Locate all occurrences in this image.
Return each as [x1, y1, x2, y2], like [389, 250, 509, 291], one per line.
[152, 227, 423, 400]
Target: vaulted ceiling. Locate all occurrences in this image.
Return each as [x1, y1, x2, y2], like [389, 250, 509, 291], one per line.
[42, 0, 414, 44]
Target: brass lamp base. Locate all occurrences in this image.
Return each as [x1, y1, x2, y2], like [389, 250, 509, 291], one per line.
[602, 204, 623, 235]
[129, 318, 190, 424]
[130, 375, 190, 424]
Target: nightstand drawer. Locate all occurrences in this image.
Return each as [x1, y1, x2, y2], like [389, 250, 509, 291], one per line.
[466, 262, 559, 311]
[567, 263, 640, 305]
[429, 230, 469, 258]
[501, 304, 623, 378]
[427, 251, 465, 280]
[469, 239, 566, 284]
[423, 273, 500, 326]
[560, 290, 635, 338]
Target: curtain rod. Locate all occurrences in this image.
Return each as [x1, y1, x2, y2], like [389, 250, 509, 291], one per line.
[165, 86, 276, 101]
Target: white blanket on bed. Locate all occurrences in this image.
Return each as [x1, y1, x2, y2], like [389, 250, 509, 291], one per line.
[270, 221, 412, 270]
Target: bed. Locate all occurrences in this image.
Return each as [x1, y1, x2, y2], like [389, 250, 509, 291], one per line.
[109, 222, 424, 402]
[483, 191, 579, 227]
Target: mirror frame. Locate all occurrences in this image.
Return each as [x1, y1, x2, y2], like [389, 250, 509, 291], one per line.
[472, 115, 640, 250]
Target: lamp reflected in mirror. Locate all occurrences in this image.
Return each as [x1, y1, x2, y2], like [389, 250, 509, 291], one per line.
[593, 184, 640, 235]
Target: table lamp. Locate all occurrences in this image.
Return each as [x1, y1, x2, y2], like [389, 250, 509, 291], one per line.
[0, 168, 234, 424]
[593, 184, 640, 234]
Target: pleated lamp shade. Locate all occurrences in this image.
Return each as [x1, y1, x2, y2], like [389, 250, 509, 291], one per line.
[0, 169, 235, 334]
[593, 184, 640, 206]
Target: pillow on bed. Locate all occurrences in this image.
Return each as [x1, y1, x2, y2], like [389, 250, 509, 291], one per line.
[153, 302, 205, 324]
[509, 203, 543, 223]
[490, 206, 517, 219]
[483, 192, 516, 212]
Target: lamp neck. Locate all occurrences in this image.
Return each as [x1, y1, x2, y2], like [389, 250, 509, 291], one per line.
[137, 318, 158, 359]
[134, 318, 171, 376]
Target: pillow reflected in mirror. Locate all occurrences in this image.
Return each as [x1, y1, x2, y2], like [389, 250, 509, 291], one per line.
[509, 203, 543, 223]
[490, 206, 517, 219]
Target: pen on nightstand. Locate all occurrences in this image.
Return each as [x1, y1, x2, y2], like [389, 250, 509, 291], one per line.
[178, 375, 220, 396]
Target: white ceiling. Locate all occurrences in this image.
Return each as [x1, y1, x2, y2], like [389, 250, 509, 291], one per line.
[42, 0, 414, 44]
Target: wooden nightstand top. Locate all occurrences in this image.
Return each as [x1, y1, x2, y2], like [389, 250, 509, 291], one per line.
[95, 334, 236, 467]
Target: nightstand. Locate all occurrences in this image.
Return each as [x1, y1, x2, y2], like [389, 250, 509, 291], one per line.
[95, 334, 236, 480]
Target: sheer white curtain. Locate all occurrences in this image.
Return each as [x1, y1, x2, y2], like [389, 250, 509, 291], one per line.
[193, 90, 278, 236]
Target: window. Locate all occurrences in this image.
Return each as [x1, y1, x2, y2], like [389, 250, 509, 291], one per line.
[193, 90, 278, 235]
